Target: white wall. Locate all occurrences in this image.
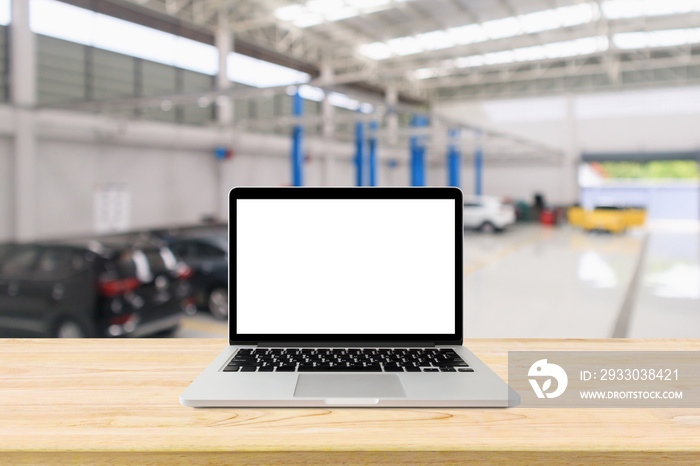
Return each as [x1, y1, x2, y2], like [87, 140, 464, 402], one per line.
[34, 140, 219, 238]
[435, 85, 700, 205]
[437, 86, 700, 153]
[0, 106, 417, 241]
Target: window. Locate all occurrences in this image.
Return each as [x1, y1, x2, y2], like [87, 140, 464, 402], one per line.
[193, 242, 226, 258]
[0, 247, 39, 276]
[34, 248, 84, 279]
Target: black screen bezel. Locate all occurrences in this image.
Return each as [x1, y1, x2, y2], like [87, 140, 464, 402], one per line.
[229, 187, 463, 346]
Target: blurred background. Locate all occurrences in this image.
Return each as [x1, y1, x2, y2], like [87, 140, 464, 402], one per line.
[0, 0, 698, 339]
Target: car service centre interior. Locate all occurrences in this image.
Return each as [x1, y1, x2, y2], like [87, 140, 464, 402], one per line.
[0, 0, 699, 340]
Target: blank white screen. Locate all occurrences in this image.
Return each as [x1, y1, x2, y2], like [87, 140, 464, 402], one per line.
[236, 199, 456, 335]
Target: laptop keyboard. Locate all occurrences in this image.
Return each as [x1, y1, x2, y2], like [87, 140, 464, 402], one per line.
[223, 348, 473, 373]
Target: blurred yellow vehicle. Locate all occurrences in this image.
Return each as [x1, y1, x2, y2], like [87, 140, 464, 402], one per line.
[567, 206, 646, 233]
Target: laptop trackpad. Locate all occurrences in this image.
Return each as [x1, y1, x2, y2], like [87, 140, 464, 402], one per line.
[294, 374, 407, 398]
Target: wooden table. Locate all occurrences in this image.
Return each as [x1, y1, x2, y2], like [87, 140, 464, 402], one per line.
[1, 339, 699, 464]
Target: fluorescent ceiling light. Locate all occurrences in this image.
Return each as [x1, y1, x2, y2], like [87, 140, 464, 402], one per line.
[358, 42, 392, 60]
[613, 28, 700, 48]
[416, 30, 455, 50]
[0, 0, 10, 26]
[387, 36, 423, 56]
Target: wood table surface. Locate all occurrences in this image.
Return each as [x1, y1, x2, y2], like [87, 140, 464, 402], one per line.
[1, 338, 699, 465]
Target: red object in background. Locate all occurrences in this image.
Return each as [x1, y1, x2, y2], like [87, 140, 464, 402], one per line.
[540, 209, 556, 226]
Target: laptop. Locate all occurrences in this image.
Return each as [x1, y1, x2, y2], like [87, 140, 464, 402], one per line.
[180, 187, 513, 407]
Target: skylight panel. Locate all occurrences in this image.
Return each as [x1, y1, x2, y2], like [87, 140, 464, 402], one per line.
[0, 0, 10, 26]
[482, 17, 521, 40]
[358, 42, 393, 60]
[274, 0, 400, 28]
[482, 50, 515, 65]
[94, 14, 177, 64]
[601, 0, 643, 18]
[613, 28, 700, 48]
[520, 10, 561, 34]
[325, 7, 359, 21]
[293, 12, 323, 28]
[543, 36, 608, 58]
[173, 37, 219, 75]
[227, 53, 310, 87]
[558, 3, 598, 27]
[306, 0, 344, 15]
[413, 68, 439, 79]
[601, 0, 700, 19]
[30, 0, 95, 45]
[29, 0, 315, 85]
[611, 31, 647, 48]
[355, 3, 602, 60]
[416, 31, 455, 50]
[513, 45, 546, 61]
[387, 36, 423, 56]
[455, 55, 484, 68]
[346, 0, 390, 8]
[275, 4, 305, 21]
[448, 24, 487, 45]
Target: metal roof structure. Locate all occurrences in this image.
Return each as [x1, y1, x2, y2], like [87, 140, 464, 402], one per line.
[94, 0, 700, 101]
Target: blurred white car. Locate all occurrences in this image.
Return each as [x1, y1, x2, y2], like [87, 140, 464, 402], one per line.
[463, 196, 516, 232]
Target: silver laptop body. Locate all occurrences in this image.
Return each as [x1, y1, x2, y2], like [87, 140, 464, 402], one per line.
[180, 187, 512, 407]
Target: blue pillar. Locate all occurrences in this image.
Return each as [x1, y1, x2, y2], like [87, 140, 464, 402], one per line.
[474, 129, 483, 196]
[410, 114, 428, 186]
[447, 128, 461, 188]
[291, 90, 304, 186]
[355, 121, 365, 186]
[368, 121, 378, 186]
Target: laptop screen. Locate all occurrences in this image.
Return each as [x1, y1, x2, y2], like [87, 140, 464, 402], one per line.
[233, 191, 459, 339]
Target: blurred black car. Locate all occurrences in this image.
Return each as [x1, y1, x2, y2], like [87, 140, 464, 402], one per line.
[0, 238, 195, 338]
[168, 234, 228, 320]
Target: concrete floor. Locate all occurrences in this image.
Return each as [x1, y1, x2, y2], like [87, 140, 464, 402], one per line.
[175, 222, 700, 339]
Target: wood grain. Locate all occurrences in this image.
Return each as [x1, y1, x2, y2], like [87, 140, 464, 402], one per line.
[1, 338, 699, 464]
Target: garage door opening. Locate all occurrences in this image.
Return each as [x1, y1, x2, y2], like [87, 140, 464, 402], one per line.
[579, 157, 700, 221]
